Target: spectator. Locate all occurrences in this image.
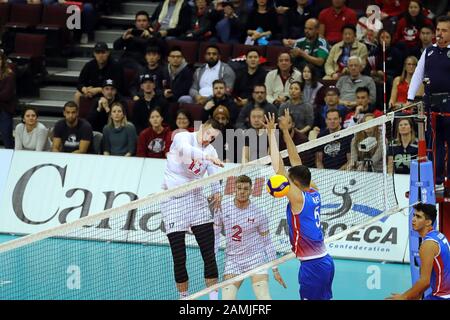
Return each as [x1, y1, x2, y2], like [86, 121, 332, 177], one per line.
[172, 108, 194, 134]
[113, 11, 155, 73]
[301, 63, 323, 108]
[344, 87, 383, 128]
[182, 0, 213, 41]
[14, 107, 50, 151]
[245, 0, 279, 45]
[285, 18, 329, 75]
[235, 84, 278, 129]
[410, 24, 435, 59]
[388, 118, 418, 174]
[233, 49, 267, 108]
[389, 56, 424, 111]
[75, 42, 124, 107]
[336, 56, 377, 109]
[313, 85, 348, 134]
[349, 113, 384, 172]
[150, 0, 192, 38]
[394, 0, 434, 49]
[278, 81, 314, 135]
[88, 79, 127, 132]
[52, 101, 93, 153]
[44, 0, 97, 44]
[0, 49, 15, 149]
[102, 102, 137, 156]
[162, 46, 194, 103]
[183, 45, 236, 105]
[324, 24, 368, 80]
[242, 107, 268, 162]
[282, 0, 320, 41]
[318, 0, 357, 45]
[211, 106, 236, 163]
[212, 0, 248, 43]
[202, 79, 239, 123]
[315, 109, 352, 170]
[356, 5, 383, 44]
[133, 74, 169, 135]
[131, 46, 166, 100]
[278, 109, 314, 167]
[265, 52, 302, 106]
[136, 107, 172, 158]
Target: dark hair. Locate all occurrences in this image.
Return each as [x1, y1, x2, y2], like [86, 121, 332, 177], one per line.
[212, 79, 226, 87]
[341, 24, 356, 34]
[437, 15, 450, 24]
[405, 0, 427, 28]
[301, 64, 319, 89]
[253, 84, 267, 92]
[22, 106, 38, 119]
[326, 108, 341, 118]
[203, 118, 222, 130]
[413, 202, 437, 224]
[356, 86, 370, 96]
[420, 24, 435, 32]
[246, 49, 260, 57]
[288, 165, 311, 188]
[64, 101, 78, 111]
[174, 108, 193, 129]
[205, 44, 221, 55]
[146, 46, 161, 55]
[377, 28, 392, 45]
[236, 175, 252, 186]
[135, 10, 150, 20]
[169, 46, 183, 55]
[149, 107, 164, 120]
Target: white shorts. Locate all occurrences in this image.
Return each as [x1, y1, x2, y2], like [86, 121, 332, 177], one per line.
[161, 188, 213, 234]
[224, 252, 268, 276]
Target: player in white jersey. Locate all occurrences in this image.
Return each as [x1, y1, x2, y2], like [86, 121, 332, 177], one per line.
[162, 119, 224, 300]
[214, 175, 286, 300]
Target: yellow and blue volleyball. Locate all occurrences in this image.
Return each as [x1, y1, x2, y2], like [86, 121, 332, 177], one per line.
[266, 175, 290, 198]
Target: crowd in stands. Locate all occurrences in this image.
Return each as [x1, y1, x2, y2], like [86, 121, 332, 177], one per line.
[1, 0, 450, 175]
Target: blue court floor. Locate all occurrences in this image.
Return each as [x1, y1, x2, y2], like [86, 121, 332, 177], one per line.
[0, 235, 410, 300]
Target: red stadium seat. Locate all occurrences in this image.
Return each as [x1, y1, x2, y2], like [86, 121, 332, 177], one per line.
[36, 4, 71, 52]
[5, 3, 42, 29]
[78, 96, 95, 120]
[9, 33, 46, 78]
[265, 45, 291, 69]
[123, 67, 137, 94]
[166, 40, 199, 65]
[198, 42, 232, 63]
[231, 44, 266, 60]
[0, 3, 11, 28]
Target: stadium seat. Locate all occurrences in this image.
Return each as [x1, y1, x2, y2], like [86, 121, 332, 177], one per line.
[35, 4, 71, 53]
[9, 33, 46, 76]
[198, 42, 232, 63]
[0, 3, 11, 28]
[79, 96, 95, 120]
[231, 44, 266, 60]
[177, 103, 203, 122]
[125, 99, 135, 120]
[5, 3, 42, 29]
[123, 67, 137, 96]
[166, 40, 199, 65]
[265, 45, 291, 69]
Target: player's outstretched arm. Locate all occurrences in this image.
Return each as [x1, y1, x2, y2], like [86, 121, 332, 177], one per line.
[279, 109, 302, 167]
[259, 230, 287, 289]
[264, 113, 286, 176]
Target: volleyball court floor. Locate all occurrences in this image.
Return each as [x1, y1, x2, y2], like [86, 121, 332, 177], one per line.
[0, 234, 411, 300]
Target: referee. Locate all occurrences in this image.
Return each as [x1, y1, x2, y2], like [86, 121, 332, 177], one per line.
[408, 16, 450, 188]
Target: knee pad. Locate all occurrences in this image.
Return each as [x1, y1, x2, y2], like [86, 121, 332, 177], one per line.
[252, 280, 272, 300]
[204, 259, 218, 279]
[222, 284, 238, 300]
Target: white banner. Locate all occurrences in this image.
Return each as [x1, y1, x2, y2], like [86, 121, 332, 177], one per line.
[0, 150, 410, 262]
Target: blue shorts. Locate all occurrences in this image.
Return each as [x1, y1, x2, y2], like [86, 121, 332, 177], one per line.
[298, 254, 335, 300]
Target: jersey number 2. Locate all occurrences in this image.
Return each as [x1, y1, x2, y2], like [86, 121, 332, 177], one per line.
[232, 225, 242, 242]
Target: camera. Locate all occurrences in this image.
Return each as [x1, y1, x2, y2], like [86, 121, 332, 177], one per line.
[358, 136, 377, 153]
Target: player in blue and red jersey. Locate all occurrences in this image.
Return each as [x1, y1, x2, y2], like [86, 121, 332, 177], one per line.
[388, 203, 450, 300]
[265, 110, 335, 300]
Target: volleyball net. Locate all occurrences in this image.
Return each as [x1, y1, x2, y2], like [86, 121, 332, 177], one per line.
[0, 113, 401, 300]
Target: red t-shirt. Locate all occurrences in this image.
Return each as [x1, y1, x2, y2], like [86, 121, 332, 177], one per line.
[376, 0, 409, 18]
[394, 17, 434, 48]
[137, 126, 172, 158]
[318, 6, 357, 44]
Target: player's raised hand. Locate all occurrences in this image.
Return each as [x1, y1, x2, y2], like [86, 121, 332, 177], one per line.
[211, 192, 222, 212]
[273, 269, 287, 288]
[278, 109, 291, 131]
[263, 113, 277, 131]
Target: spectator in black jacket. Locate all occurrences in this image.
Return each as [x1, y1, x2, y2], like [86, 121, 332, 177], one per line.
[282, 0, 320, 40]
[113, 11, 155, 73]
[150, 0, 192, 38]
[74, 42, 124, 108]
[132, 74, 169, 134]
[202, 79, 239, 123]
[181, 0, 213, 41]
[233, 49, 267, 108]
[162, 46, 194, 103]
[87, 79, 127, 132]
[211, 0, 248, 43]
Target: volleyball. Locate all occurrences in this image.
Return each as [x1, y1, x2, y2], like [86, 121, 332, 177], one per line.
[266, 175, 290, 198]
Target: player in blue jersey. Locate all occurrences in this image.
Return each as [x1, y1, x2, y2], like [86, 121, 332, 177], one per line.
[387, 203, 450, 300]
[264, 110, 335, 300]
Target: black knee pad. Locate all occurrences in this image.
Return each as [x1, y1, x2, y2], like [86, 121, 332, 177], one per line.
[191, 223, 218, 279]
[167, 232, 189, 283]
